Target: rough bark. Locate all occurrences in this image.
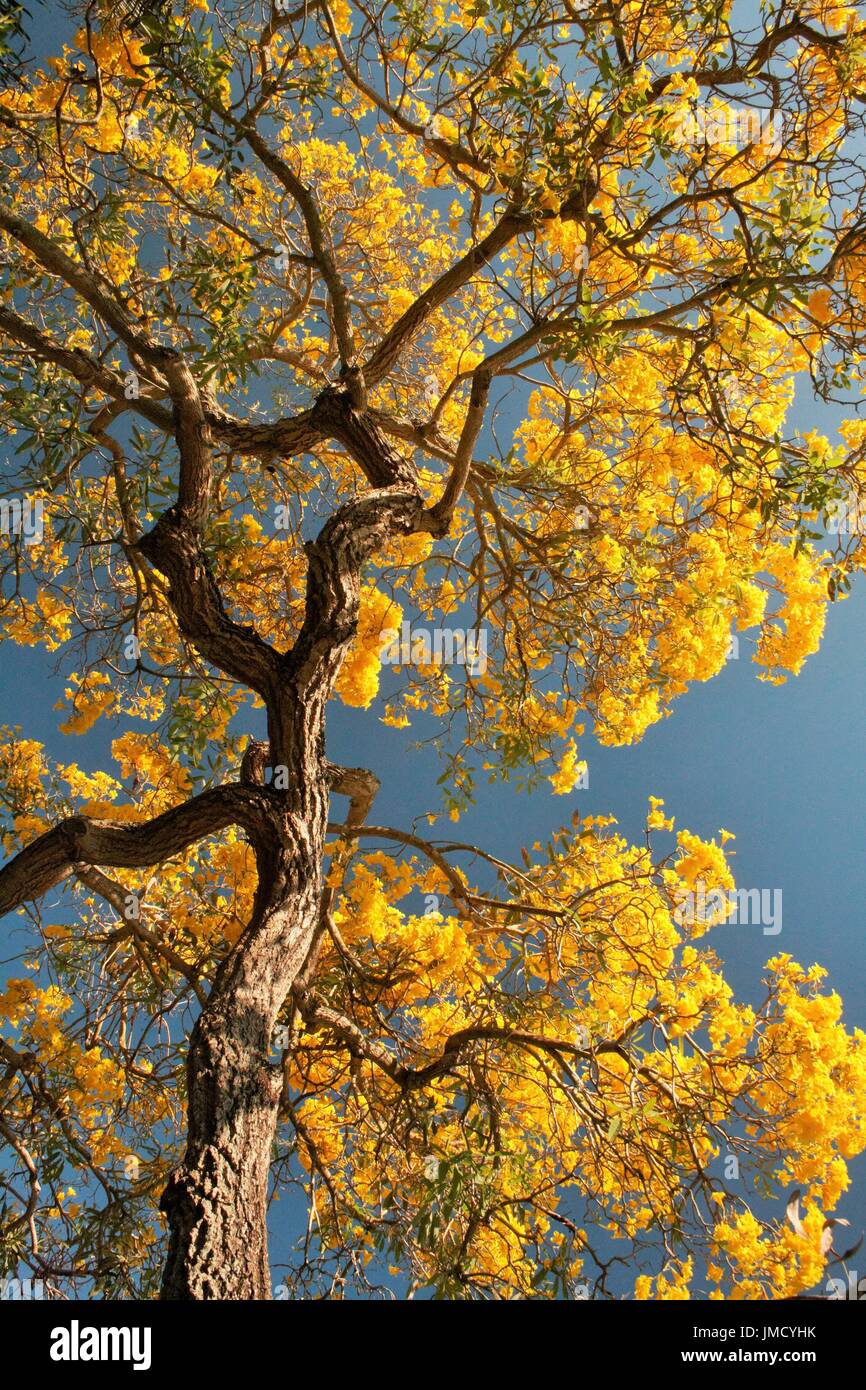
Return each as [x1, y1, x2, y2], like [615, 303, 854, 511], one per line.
[159, 850, 323, 1299]
[0, 786, 267, 917]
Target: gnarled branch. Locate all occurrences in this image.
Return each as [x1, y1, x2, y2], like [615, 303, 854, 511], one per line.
[0, 784, 273, 919]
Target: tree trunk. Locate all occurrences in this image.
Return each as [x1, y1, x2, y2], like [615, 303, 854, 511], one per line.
[153, 415, 436, 1297]
[159, 821, 327, 1298]
[158, 1004, 282, 1300]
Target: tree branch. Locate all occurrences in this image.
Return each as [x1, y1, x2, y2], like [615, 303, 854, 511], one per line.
[0, 204, 168, 372]
[238, 122, 358, 375]
[362, 211, 529, 388]
[75, 865, 208, 1005]
[0, 785, 272, 919]
[0, 306, 175, 433]
[427, 368, 491, 529]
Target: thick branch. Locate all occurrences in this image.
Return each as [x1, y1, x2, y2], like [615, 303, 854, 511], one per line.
[238, 123, 357, 372]
[0, 302, 323, 465]
[0, 205, 166, 371]
[136, 510, 282, 700]
[152, 348, 214, 530]
[325, 762, 380, 828]
[427, 368, 491, 528]
[0, 785, 272, 919]
[283, 485, 429, 714]
[307, 384, 418, 487]
[362, 212, 529, 388]
[0, 307, 174, 433]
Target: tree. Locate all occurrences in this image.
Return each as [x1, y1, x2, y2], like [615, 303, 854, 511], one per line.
[0, 0, 865, 1300]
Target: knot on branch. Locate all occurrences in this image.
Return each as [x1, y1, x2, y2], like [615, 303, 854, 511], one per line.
[135, 503, 183, 560]
[158, 1165, 192, 1220]
[241, 739, 270, 787]
[326, 763, 381, 827]
[339, 362, 367, 410]
[310, 384, 419, 490]
[62, 816, 88, 851]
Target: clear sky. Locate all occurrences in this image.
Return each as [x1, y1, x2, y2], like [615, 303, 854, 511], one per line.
[2, 1, 865, 1293]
